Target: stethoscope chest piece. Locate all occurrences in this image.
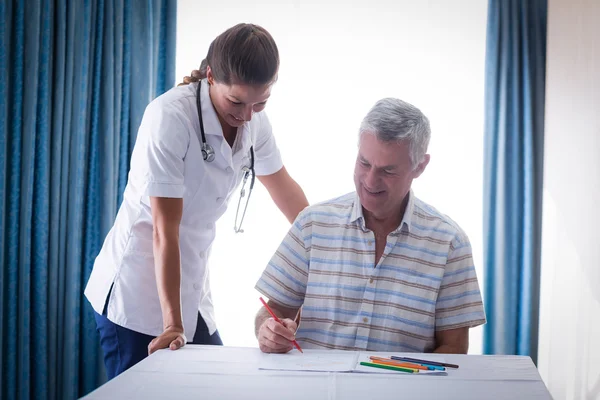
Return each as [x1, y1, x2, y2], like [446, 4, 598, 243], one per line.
[202, 142, 215, 162]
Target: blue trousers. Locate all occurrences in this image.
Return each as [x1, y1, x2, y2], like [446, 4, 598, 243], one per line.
[94, 308, 222, 380]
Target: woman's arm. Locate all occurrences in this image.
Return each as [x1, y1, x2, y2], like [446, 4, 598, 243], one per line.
[258, 166, 309, 223]
[148, 196, 186, 354]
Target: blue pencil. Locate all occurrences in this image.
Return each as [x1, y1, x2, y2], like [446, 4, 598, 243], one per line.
[391, 356, 458, 369]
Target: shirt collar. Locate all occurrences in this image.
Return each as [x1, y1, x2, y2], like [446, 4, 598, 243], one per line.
[350, 190, 415, 234]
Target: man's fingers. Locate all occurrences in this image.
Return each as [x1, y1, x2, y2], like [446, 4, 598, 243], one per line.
[258, 319, 296, 354]
[260, 335, 293, 353]
[265, 329, 293, 347]
[267, 319, 296, 341]
[281, 318, 298, 333]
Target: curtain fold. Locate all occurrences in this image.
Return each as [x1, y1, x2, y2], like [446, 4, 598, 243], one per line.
[482, 0, 547, 362]
[0, 1, 176, 398]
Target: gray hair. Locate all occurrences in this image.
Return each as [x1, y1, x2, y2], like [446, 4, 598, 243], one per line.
[359, 98, 431, 167]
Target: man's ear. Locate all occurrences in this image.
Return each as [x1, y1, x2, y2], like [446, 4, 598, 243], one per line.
[413, 154, 431, 178]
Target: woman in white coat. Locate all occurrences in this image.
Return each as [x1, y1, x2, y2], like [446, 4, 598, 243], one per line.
[84, 23, 309, 379]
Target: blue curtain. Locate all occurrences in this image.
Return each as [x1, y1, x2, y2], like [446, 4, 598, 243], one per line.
[483, 0, 547, 362]
[0, 1, 176, 399]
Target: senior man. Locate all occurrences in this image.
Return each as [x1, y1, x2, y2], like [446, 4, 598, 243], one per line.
[254, 98, 486, 354]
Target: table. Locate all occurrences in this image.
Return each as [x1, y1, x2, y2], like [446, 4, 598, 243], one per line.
[83, 345, 552, 399]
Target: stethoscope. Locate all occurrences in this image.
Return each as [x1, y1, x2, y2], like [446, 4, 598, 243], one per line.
[196, 80, 255, 233]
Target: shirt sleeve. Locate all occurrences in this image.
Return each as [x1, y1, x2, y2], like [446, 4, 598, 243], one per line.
[255, 209, 311, 308]
[131, 101, 191, 198]
[252, 112, 283, 176]
[435, 232, 487, 331]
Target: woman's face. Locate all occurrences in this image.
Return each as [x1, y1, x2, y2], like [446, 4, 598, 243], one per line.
[207, 67, 273, 128]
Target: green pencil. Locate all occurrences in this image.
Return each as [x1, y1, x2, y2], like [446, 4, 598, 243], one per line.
[359, 361, 418, 373]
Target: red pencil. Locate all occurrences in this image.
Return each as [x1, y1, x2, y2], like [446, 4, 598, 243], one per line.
[259, 297, 303, 353]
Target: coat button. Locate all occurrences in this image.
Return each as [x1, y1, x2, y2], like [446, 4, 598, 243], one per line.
[369, 278, 374, 284]
[193, 283, 201, 290]
[363, 317, 369, 323]
[226, 167, 233, 174]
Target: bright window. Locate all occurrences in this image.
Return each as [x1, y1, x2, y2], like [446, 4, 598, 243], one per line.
[176, 0, 487, 353]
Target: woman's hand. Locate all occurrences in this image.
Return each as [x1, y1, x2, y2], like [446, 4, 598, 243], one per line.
[148, 325, 187, 355]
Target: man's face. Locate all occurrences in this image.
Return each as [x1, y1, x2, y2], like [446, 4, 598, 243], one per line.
[354, 133, 429, 220]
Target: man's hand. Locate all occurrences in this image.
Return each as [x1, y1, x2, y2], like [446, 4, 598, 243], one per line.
[177, 69, 203, 86]
[257, 317, 298, 353]
[148, 326, 187, 355]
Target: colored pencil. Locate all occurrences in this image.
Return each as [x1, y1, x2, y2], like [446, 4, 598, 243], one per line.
[391, 356, 458, 369]
[371, 360, 421, 372]
[369, 356, 432, 371]
[360, 362, 418, 373]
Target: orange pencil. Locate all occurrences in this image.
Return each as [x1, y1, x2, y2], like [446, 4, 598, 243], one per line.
[369, 356, 430, 371]
[371, 360, 422, 372]
[259, 297, 303, 353]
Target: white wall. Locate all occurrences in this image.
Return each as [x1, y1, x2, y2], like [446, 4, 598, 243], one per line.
[176, 1, 488, 352]
[538, 0, 600, 399]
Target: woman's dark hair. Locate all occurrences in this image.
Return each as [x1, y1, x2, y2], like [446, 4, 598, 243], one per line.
[198, 23, 279, 85]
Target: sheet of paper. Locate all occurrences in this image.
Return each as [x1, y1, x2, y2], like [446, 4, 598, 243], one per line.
[353, 353, 448, 375]
[258, 349, 359, 372]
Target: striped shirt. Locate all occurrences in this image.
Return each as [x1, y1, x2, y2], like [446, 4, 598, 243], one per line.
[255, 191, 486, 352]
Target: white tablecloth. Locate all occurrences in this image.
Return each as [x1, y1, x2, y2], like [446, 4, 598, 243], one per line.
[83, 345, 552, 400]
